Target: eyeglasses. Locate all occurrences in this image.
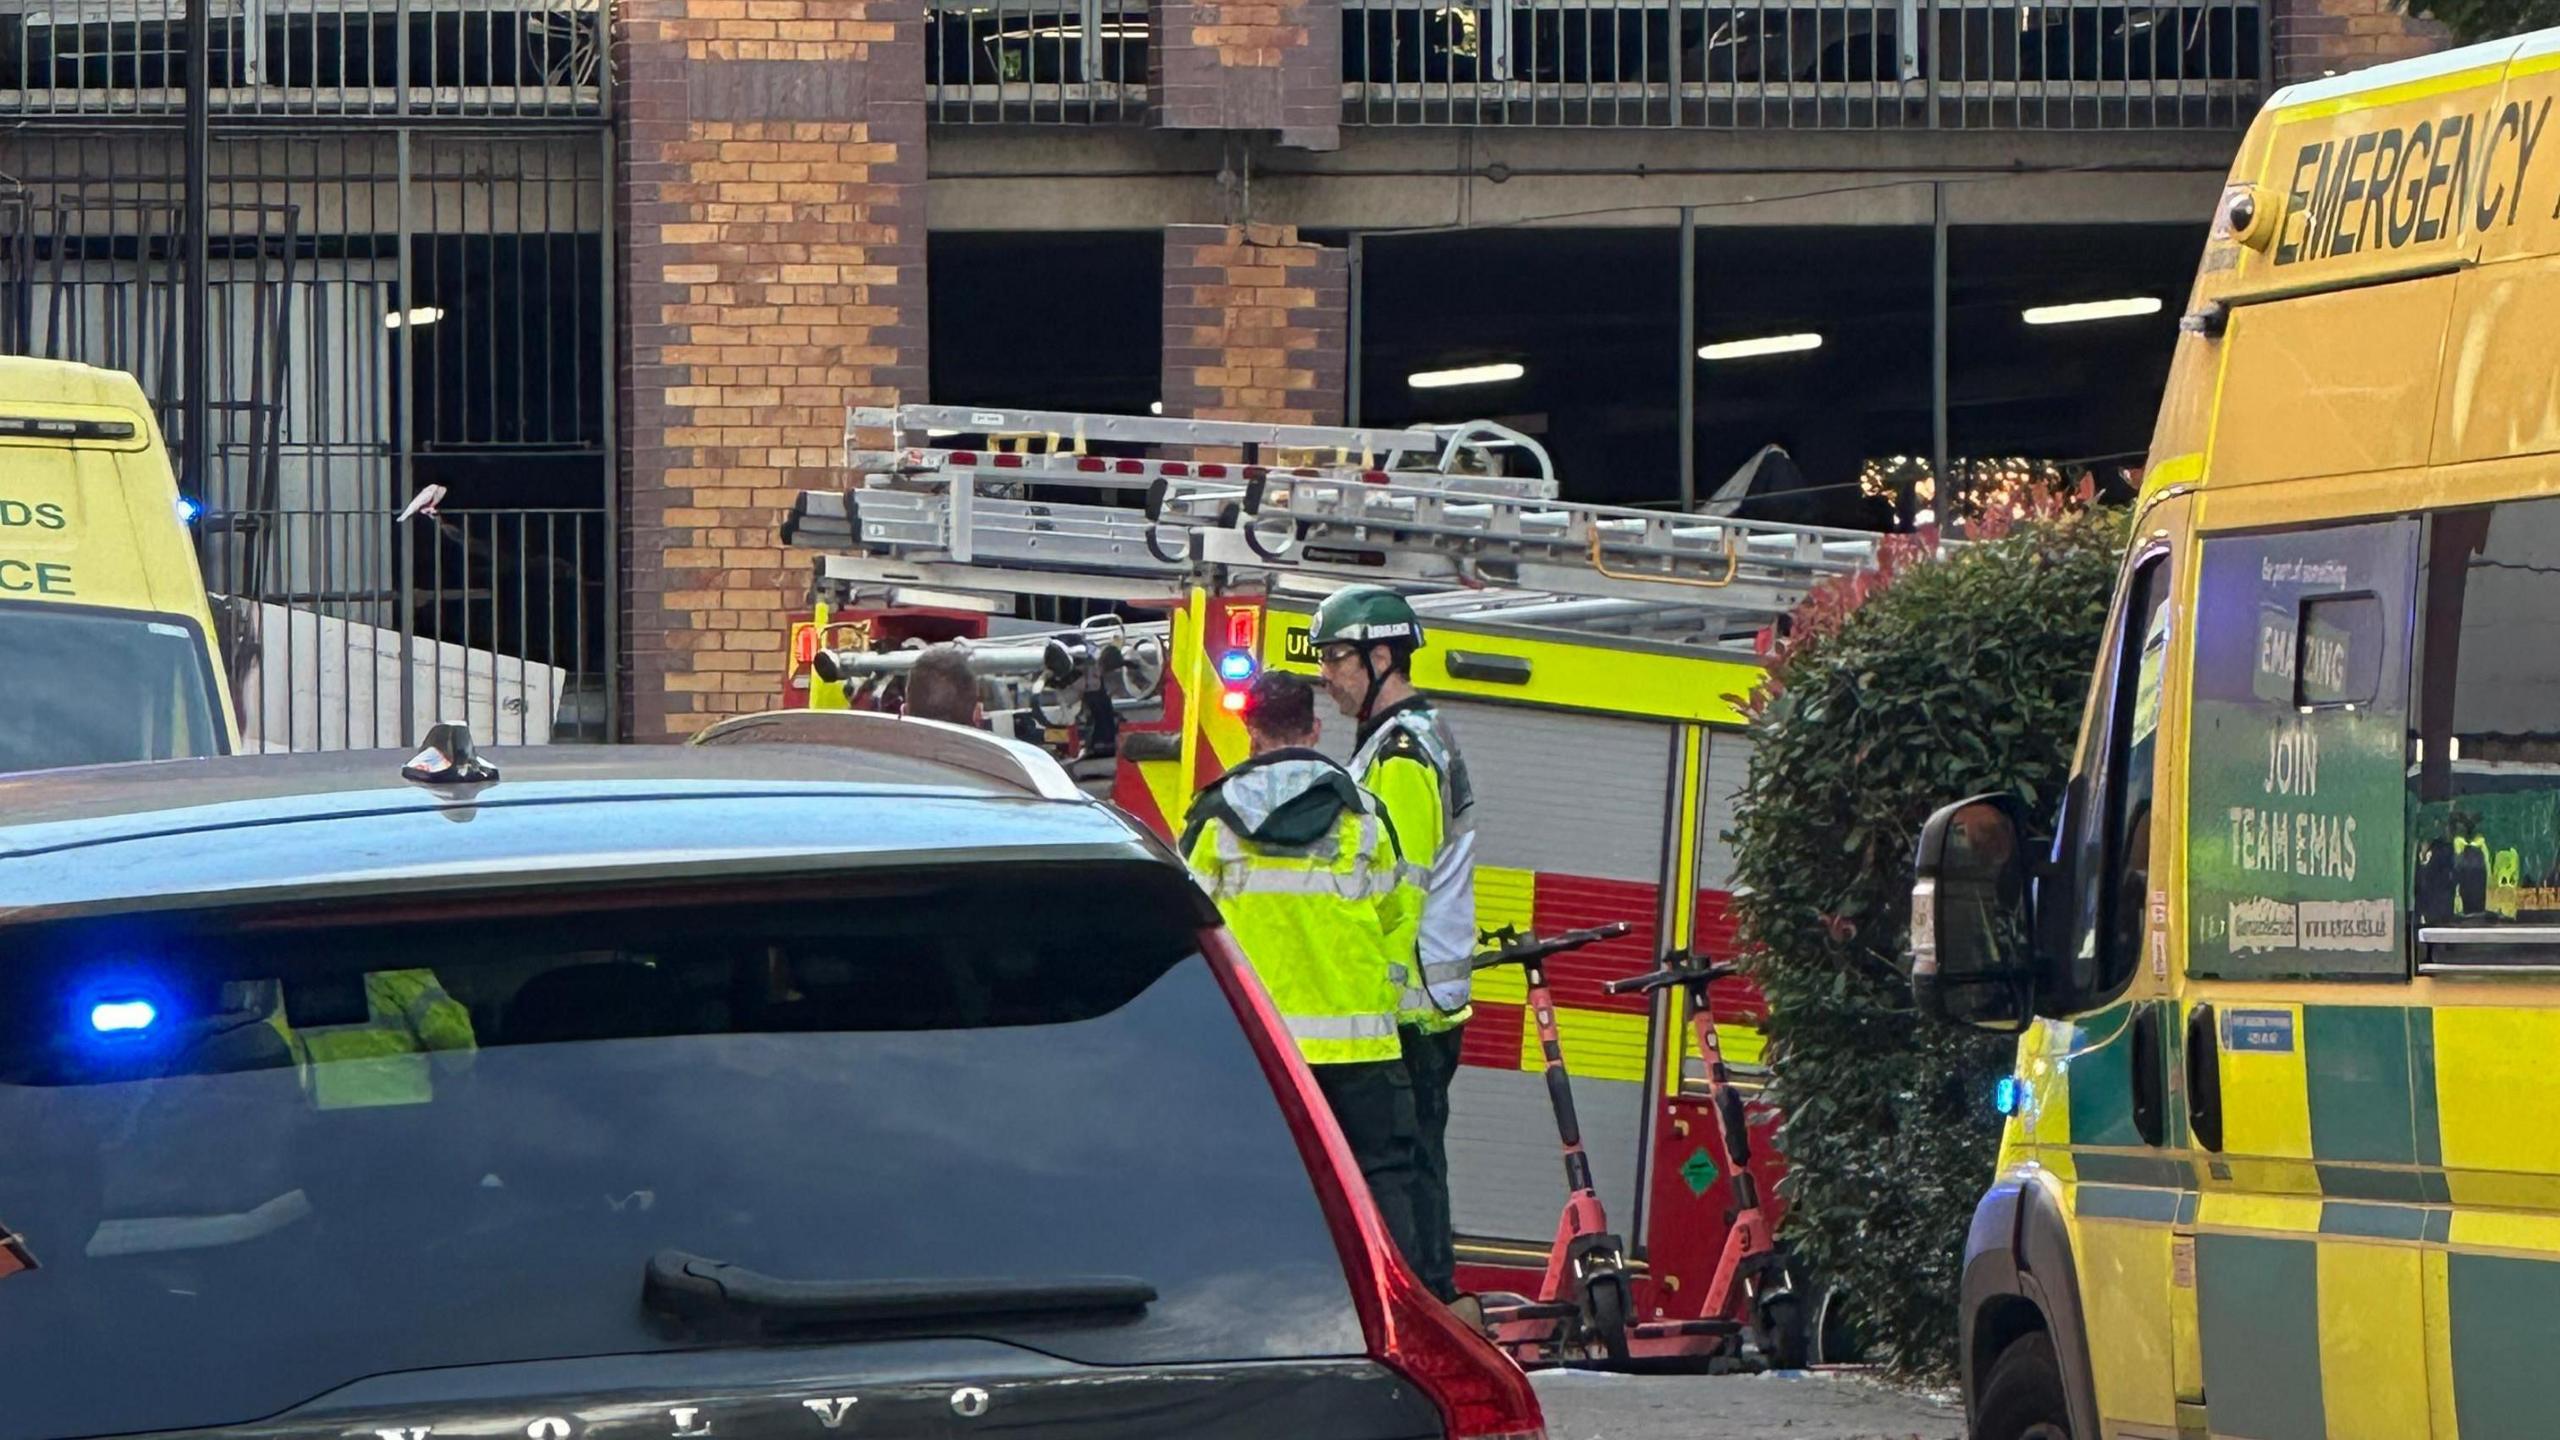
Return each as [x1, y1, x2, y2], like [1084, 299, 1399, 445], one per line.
[1317, 644, 1362, 668]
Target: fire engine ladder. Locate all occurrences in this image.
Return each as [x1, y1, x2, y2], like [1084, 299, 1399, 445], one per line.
[788, 403, 1562, 600]
[789, 404, 1903, 643]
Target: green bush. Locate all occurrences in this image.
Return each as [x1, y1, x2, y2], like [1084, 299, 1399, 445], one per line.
[2387, 0, 2547, 46]
[1728, 508, 2127, 1376]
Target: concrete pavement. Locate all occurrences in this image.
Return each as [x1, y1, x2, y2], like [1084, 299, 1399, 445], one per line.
[1530, 1368, 1964, 1440]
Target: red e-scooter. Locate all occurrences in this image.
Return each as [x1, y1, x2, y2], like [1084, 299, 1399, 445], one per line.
[1467, 922, 1641, 1366]
[1604, 948, 1807, 1370]
[1470, 928, 1805, 1371]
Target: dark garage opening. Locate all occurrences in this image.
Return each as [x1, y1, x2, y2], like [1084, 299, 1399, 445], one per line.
[1356, 222, 2204, 528]
[931, 231, 1163, 414]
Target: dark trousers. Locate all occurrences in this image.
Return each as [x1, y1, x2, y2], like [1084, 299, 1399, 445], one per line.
[1399, 1022, 1467, 1300]
[1314, 1058, 1426, 1282]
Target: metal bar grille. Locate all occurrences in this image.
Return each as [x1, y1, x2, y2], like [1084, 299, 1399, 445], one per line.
[1341, 0, 2263, 126]
[1331, 0, 2259, 127]
[927, 0, 1146, 122]
[0, 37, 614, 750]
[0, 0, 603, 119]
[914, 0, 2259, 125]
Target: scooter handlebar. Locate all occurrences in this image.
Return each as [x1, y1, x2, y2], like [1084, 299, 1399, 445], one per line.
[1468, 921, 1632, 972]
[1603, 958, 1739, 996]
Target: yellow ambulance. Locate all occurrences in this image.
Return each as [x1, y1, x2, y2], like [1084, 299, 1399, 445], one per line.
[0, 357, 237, 773]
[1912, 26, 2560, 1440]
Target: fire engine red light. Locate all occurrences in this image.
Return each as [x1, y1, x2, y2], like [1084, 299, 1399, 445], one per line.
[1228, 607, 1260, 651]
[1243, 466, 1269, 482]
[994, 454, 1025, 469]
[1117, 459, 1145, 474]
[1077, 456, 1108, 472]
[1362, 471, 1391, 485]
[1221, 690, 1249, 712]
[949, 451, 979, 466]
[1199, 464, 1229, 479]
[792, 627, 819, 666]
[1162, 463, 1190, 477]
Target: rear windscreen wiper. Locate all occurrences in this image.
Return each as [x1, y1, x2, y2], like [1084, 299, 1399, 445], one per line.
[643, 1250, 1157, 1335]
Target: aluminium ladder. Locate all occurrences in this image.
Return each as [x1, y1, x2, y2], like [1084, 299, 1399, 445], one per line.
[793, 403, 1911, 645]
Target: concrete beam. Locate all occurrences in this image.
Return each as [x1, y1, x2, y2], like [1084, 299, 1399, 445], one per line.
[927, 125, 2236, 231]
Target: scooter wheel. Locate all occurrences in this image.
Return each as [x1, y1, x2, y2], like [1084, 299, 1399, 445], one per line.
[1755, 1292, 1811, 1370]
[1587, 1274, 1631, 1363]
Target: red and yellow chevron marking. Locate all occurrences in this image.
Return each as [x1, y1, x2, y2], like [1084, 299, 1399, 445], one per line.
[1462, 867, 1767, 1082]
[1109, 595, 1772, 1082]
[1112, 592, 1256, 842]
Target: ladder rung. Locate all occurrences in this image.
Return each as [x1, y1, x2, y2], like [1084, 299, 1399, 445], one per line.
[850, 403, 1447, 461]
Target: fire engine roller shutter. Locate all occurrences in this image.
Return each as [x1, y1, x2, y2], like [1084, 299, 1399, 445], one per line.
[1682, 729, 1757, 1090]
[1431, 698, 1674, 1247]
[1693, 730, 1753, 895]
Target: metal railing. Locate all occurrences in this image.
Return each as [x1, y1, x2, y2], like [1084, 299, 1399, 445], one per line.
[925, 0, 2263, 127]
[206, 506, 609, 751]
[928, 0, 1146, 123]
[0, 0, 604, 119]
[0, 14, 618, 750]
[1340, 0, 2265, 128]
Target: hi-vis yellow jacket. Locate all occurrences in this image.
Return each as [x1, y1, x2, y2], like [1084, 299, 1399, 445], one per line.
[1182, 750, 1420, 1066]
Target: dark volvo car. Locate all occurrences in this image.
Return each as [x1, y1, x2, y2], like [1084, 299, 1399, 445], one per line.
[0, 716, 1543, 1440]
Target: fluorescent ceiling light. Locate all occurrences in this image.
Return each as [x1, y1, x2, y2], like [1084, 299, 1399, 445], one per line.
[1409, 362, 1524, 390]
[1698, 332, 1822, 361]
[385, 306, 445, 330]
[2022, 296, 2162, 326]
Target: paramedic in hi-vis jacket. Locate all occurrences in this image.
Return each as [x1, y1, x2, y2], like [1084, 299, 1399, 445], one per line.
[1310, 585, 1476, 1303]
[1181, 670, 1429, 1281]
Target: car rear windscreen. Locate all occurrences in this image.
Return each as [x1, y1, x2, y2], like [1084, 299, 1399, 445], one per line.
[0, 861, 1362, 1440]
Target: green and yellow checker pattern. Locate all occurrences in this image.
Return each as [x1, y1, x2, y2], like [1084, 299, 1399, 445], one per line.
[2005, 997, 2560, 1440]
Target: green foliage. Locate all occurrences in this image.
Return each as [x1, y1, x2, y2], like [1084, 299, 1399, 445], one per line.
[1728, 509, 2127, 1377]
[2388, 0, 2541, 46]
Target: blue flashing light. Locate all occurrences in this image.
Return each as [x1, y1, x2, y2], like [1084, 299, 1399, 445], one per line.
[175, 495, 202, 525]
[1217, 649, 1256, 682]
[1993, 1074, 2021, 1117]
[89, 999, 159, 1035]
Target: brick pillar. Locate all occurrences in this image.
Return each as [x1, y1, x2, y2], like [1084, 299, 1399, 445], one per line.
[1162, 224, 1349, 434]
[2272, 0, 2448, 85]
[617, 0, 929, 740]
[1149, 0, 1341, 150]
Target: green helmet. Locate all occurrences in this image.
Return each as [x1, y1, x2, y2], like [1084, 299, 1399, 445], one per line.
[1309, 585, 1424, 650]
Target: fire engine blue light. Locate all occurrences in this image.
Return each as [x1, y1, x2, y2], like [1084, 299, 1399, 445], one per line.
[1218, 650, 1255, 682]
[1993, 1075, 2021, 1116]
[175, 495, 202, 525]
[89, 999, 159, 1035]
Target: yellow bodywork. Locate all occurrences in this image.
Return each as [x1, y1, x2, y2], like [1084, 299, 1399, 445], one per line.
[2008, 29, 2560, 1440]
[0, 357, 239, 763]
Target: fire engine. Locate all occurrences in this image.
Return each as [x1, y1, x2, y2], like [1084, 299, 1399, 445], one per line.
[782, 403, 1904, 1357]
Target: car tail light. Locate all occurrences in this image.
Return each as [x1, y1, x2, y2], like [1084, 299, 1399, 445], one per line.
[1203, 928, 1546, 1440]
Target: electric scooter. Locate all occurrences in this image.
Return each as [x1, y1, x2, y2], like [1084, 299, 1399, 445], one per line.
[1469, 931, 1808, 1371]
[1605, 949, 1807, 1370]
[1467, 922, 1641, 1366]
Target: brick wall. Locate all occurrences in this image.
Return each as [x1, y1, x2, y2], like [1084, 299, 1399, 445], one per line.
[2273, 0, 2450, 85]
[618, 0, 929, 739]
[1149, 0, 1341, 149]
[1161, 224, 1350, 435]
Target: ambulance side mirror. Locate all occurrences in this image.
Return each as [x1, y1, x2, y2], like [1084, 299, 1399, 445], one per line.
[1910, 794, 2039, 1034]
